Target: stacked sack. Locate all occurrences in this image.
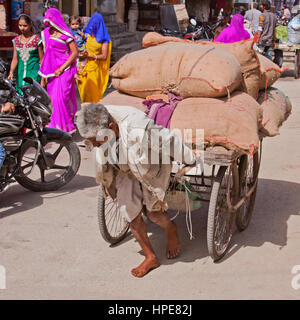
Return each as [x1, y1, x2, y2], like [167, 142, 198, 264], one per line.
[103, 32, 292, 155]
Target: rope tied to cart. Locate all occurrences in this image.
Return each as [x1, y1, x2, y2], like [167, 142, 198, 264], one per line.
[184, 182, 194, 240]
[173, 166, 203, 240]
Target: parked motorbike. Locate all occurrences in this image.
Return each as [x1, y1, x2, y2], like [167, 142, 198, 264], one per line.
[184, 12, 224, 41]
[0, 62, 81, 193]
[278, 15, 290, 26]
[160, 28, 184, 38]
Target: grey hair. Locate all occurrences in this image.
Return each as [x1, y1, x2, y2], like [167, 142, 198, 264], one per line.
[75, 103, 114, 138]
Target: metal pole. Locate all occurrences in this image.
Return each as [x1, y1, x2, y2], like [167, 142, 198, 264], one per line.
[251, 0, 254, 32]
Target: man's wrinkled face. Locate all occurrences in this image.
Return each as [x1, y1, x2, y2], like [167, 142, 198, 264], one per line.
[84, 120, 119, 150]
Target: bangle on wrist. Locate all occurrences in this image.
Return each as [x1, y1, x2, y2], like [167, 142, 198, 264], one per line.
[94, 55, 97, 61]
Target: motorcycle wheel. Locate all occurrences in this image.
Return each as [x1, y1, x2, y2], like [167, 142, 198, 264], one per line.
[15, 137, 81, 192]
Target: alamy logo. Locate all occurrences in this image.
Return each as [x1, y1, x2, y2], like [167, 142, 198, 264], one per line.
[0, 265, 6, 289]
[291, 265, 300, 290]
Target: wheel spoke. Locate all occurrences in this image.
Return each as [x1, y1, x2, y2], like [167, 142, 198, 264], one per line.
[52, 164, 69, 170]
[40, 167, 45, 182]
[52, 145, 64, 160]
[236, 153, 259, 231]
[21, 161, 34, 171]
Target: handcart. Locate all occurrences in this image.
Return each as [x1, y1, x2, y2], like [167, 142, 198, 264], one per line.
[97, 141, 262, 262]
[274, 43, 300, 79]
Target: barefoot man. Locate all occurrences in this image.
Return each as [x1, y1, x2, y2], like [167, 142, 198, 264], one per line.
[75, 103, 197, 277]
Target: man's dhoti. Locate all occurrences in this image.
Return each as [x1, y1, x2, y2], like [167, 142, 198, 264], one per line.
[115, 171, 168, 222]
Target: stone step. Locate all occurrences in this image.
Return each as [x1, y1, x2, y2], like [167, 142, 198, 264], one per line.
[106, 22, 127, 35]
[111, 32, 138, 47]
[102, 12, 117, 24]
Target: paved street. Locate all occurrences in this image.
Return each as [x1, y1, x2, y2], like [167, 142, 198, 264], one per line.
[1, 68, 300, 300]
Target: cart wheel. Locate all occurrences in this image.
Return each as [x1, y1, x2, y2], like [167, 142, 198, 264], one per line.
[98, 186, 130, 244]
[207, 165, 239, 262]
[236, 153, 259, 232]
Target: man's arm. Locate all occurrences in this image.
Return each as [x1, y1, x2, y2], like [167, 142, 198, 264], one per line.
[151, 126, 196, 166]
[256, 14, 265, 44]
[0, 102, 15, 114]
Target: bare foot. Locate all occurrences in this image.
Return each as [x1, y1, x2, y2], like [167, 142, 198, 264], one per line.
[131, 256, 160, 278]
[166, 222, 181, 259]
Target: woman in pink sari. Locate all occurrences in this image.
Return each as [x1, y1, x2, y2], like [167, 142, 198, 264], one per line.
[39, 8, 78, 133]
[215, 14, 250, 43]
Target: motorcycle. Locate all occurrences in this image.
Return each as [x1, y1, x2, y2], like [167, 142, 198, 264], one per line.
[0, 61, 81, 193]
[160, 28, 184, 38]
[184, 12, 225, 41]
[184, 19, 213, 41]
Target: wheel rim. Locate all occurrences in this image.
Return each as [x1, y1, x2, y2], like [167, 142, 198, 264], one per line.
[103, 196, 129, 240]
[237, 154, 258, 229]
[214, 167, 236, 256]
[19, 141, 73, 184]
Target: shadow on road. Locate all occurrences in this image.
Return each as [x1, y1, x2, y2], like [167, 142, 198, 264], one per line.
[0, 174, 97, 219]
[140, 178, 300, 266]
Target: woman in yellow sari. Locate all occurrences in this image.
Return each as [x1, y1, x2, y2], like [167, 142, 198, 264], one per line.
[77, 13, 111, 103]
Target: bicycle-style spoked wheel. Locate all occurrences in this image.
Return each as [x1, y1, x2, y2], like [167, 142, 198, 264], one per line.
[15, 138, 80, 192]
[98, 186, 129, 244]
[236, 152, 259, 231]
[207, 164, 239, 262]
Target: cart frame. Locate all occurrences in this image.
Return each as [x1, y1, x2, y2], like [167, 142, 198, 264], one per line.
[274, 43, 300, 79]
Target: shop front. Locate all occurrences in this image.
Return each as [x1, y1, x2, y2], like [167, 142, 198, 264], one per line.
[0, 0, 46, 58]
[57, 0, 98, 17]
[134, 0, 233, 31]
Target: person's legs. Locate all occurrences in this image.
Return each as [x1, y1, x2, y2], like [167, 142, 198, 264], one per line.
[129, 214, 160, 277]
[265, 46, 273, 61]
[146, 210, 181, 259]
[116, 172, 160, 277]
[258, 44, 273, 61]
[260, 45, 273, 61]
[273, 49, 283, 67]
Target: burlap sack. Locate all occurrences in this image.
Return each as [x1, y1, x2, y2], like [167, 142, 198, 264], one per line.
[142, 32, 260, 99]
[109, 42, 242, 99]
[257, 87, 292, 137]
[102, 90, 261, 154]
[142, 32, 190, 47]
[199, 39, 260, 99]
[170, 92, 261, 154]
[257, 53, 286, 90]
[101, 90, 145, 112]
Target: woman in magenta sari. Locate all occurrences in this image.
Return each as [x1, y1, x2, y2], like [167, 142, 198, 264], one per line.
[39, 8, 78, 133]
[215, 14, 250, 43]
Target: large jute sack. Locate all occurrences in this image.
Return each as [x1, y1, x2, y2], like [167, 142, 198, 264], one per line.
[170, 92, 262, 154]
[101, 90, 145, 112]
[257, 87, 292, 137]
[102, 90, 261, 154]
[109, 42, 242, 99]
[257, 54, 287, 90]
[142, 32, 260, 99]
[142, 32, 191, 47]
[197, 39, 260, 99]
